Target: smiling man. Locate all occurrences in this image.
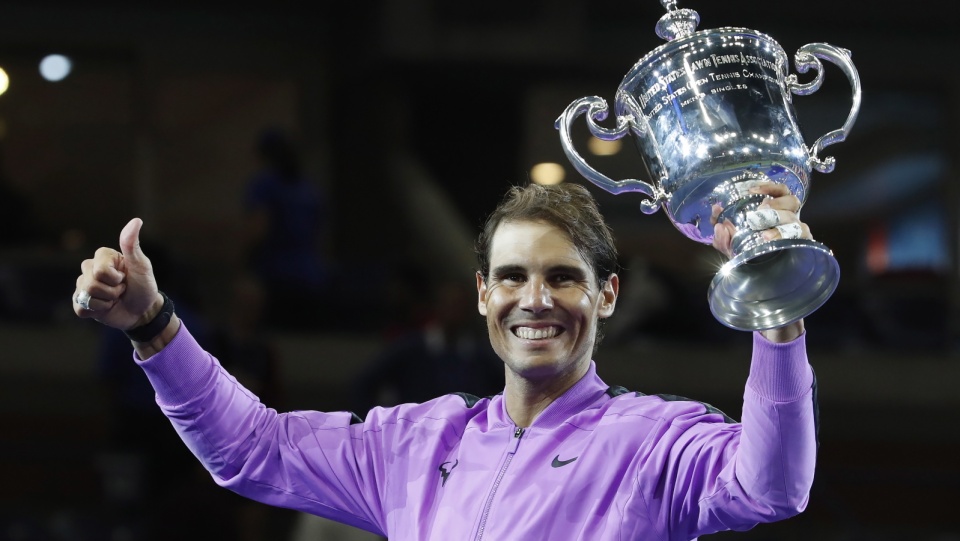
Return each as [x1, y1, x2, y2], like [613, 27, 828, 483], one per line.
[475, 191, 620, 428]
[74, 181, 816, 540]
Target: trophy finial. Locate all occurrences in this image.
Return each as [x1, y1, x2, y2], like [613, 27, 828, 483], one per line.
[655, 1, 700, 41]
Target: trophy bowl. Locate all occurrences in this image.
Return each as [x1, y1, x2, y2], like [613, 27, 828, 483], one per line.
[555, 1, 861, 331]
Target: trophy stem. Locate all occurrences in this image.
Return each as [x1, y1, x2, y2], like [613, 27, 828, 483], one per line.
[709, 239, 839, 331]
[704, 172, 840, 330]
[723, 195, 771, 257]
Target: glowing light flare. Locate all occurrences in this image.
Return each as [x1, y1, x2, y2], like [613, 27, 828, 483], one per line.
[0, 67, 8, 96]
[530, 162, 565, 185]
[40, 54, 72, 82]
[587, 136, 622, 156]
[713, 131, 737, 143]
[751, 132, 778, 145]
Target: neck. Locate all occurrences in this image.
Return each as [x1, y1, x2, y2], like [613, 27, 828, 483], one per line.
[503, 362, 589, 428]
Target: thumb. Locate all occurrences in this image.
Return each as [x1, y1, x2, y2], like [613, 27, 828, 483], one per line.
[119, 217, 146, 261]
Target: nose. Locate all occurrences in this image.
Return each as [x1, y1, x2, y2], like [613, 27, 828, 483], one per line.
[518, 278, 553, 313]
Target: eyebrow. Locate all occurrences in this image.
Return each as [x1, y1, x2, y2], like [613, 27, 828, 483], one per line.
[490, 264, 525, 278]
[490, 264, 589, 279]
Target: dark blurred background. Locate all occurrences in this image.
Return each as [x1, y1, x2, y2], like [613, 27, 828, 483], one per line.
[0, 1, 957, 540]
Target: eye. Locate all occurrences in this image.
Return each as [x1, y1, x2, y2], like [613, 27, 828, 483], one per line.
[550, 273, 581, 285]
[502, 273, 526, 284]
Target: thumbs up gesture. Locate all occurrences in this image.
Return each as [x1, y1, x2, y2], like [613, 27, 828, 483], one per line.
[73, 218, 163, 331]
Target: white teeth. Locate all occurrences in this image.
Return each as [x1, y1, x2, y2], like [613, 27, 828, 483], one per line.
[514, 326, 559, 340]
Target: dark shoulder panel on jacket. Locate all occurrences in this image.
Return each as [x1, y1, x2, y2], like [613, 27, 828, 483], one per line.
[453, 391, 501, 408]
[455, 392, 483, 408]
[605, 385, 646, 398]
[605, 386, 735, 423]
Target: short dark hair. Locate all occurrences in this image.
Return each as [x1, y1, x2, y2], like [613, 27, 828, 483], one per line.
[475, 182, 619, 286]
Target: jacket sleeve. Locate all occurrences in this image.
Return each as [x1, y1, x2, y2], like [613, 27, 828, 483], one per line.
[134, 323, 388, 535]
[641, 332, 817, 540]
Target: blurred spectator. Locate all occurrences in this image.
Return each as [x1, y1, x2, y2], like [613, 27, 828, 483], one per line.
[208, 273, 284, 407]
[377, 263, 437, 342]
[241, 127, 333, 331]
[602, 255, 727, 347]
[351, 279, 503, 415]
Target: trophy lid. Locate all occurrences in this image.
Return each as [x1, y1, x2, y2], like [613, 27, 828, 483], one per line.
[655, 0, 700, 41]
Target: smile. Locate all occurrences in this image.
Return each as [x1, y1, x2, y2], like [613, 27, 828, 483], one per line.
[512, 326, 563, 340]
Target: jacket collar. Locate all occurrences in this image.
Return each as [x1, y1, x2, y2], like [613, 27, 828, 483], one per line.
[491, 361, 608, 430]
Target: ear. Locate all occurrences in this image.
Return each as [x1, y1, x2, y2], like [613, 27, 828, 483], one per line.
[598, 274, 619, 319]
[476, 271, 488, 316]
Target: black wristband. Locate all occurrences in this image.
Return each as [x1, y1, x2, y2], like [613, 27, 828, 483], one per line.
[125, 291, 175, 343]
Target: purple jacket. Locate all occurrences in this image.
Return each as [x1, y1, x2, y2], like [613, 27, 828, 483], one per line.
[137, 324, 816, 540]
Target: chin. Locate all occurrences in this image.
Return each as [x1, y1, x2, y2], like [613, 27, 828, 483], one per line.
[508, 352, 573, 379]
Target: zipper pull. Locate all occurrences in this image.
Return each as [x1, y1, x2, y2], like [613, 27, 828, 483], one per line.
[509, 427, 525, 453]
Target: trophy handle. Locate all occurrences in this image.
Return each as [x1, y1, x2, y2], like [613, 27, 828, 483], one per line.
[555, 96, 663, 214]
[786, 43, 862, 174]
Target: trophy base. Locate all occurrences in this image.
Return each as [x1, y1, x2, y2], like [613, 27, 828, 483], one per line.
[708, 238, 839, 331]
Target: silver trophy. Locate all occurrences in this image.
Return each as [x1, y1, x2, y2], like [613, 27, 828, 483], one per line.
[555, 0, 861, 331]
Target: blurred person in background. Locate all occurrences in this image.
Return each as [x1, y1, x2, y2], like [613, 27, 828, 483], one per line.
[241, 127, 333, 331]
[351, 278, 502, 413]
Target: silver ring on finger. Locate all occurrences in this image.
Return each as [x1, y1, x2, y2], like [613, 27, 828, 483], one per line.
[775, 223, 802, 240]
[75, 289, 92, 311]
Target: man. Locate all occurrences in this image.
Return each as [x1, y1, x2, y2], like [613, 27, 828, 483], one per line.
[74, 181, 816, 540]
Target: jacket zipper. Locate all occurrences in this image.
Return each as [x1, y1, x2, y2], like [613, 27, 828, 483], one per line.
[475, 427, 525, 540]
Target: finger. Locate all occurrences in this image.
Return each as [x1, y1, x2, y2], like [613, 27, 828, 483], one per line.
[84, 280, 128, 303]
[90, 247, 125, 286]
[73, 287, 92, 314]
[119, 218, 146, 262]
[74, 289, 120, 314]
[745, 208, 800, 231]
[75, 273, 127, 305]
[748, 180, 792, 199]
[712, 221, 735, 259]
[762, 222, 811, 241]
[710, 203, 723, 226]
[73, 286, 114, 316]
[745, 208, 780, 230]
[762, 193, 801, 213]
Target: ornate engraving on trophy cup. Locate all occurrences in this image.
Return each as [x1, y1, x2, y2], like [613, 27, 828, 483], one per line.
[555, 0, 861, 330]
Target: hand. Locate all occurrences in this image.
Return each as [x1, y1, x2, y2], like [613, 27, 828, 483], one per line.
[710, 181, 809, 342]
[73, 218, 162, 331]
[711, 180, 810, 259]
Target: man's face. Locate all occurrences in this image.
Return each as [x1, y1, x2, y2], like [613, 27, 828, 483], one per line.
[476, 220, 618, 383]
